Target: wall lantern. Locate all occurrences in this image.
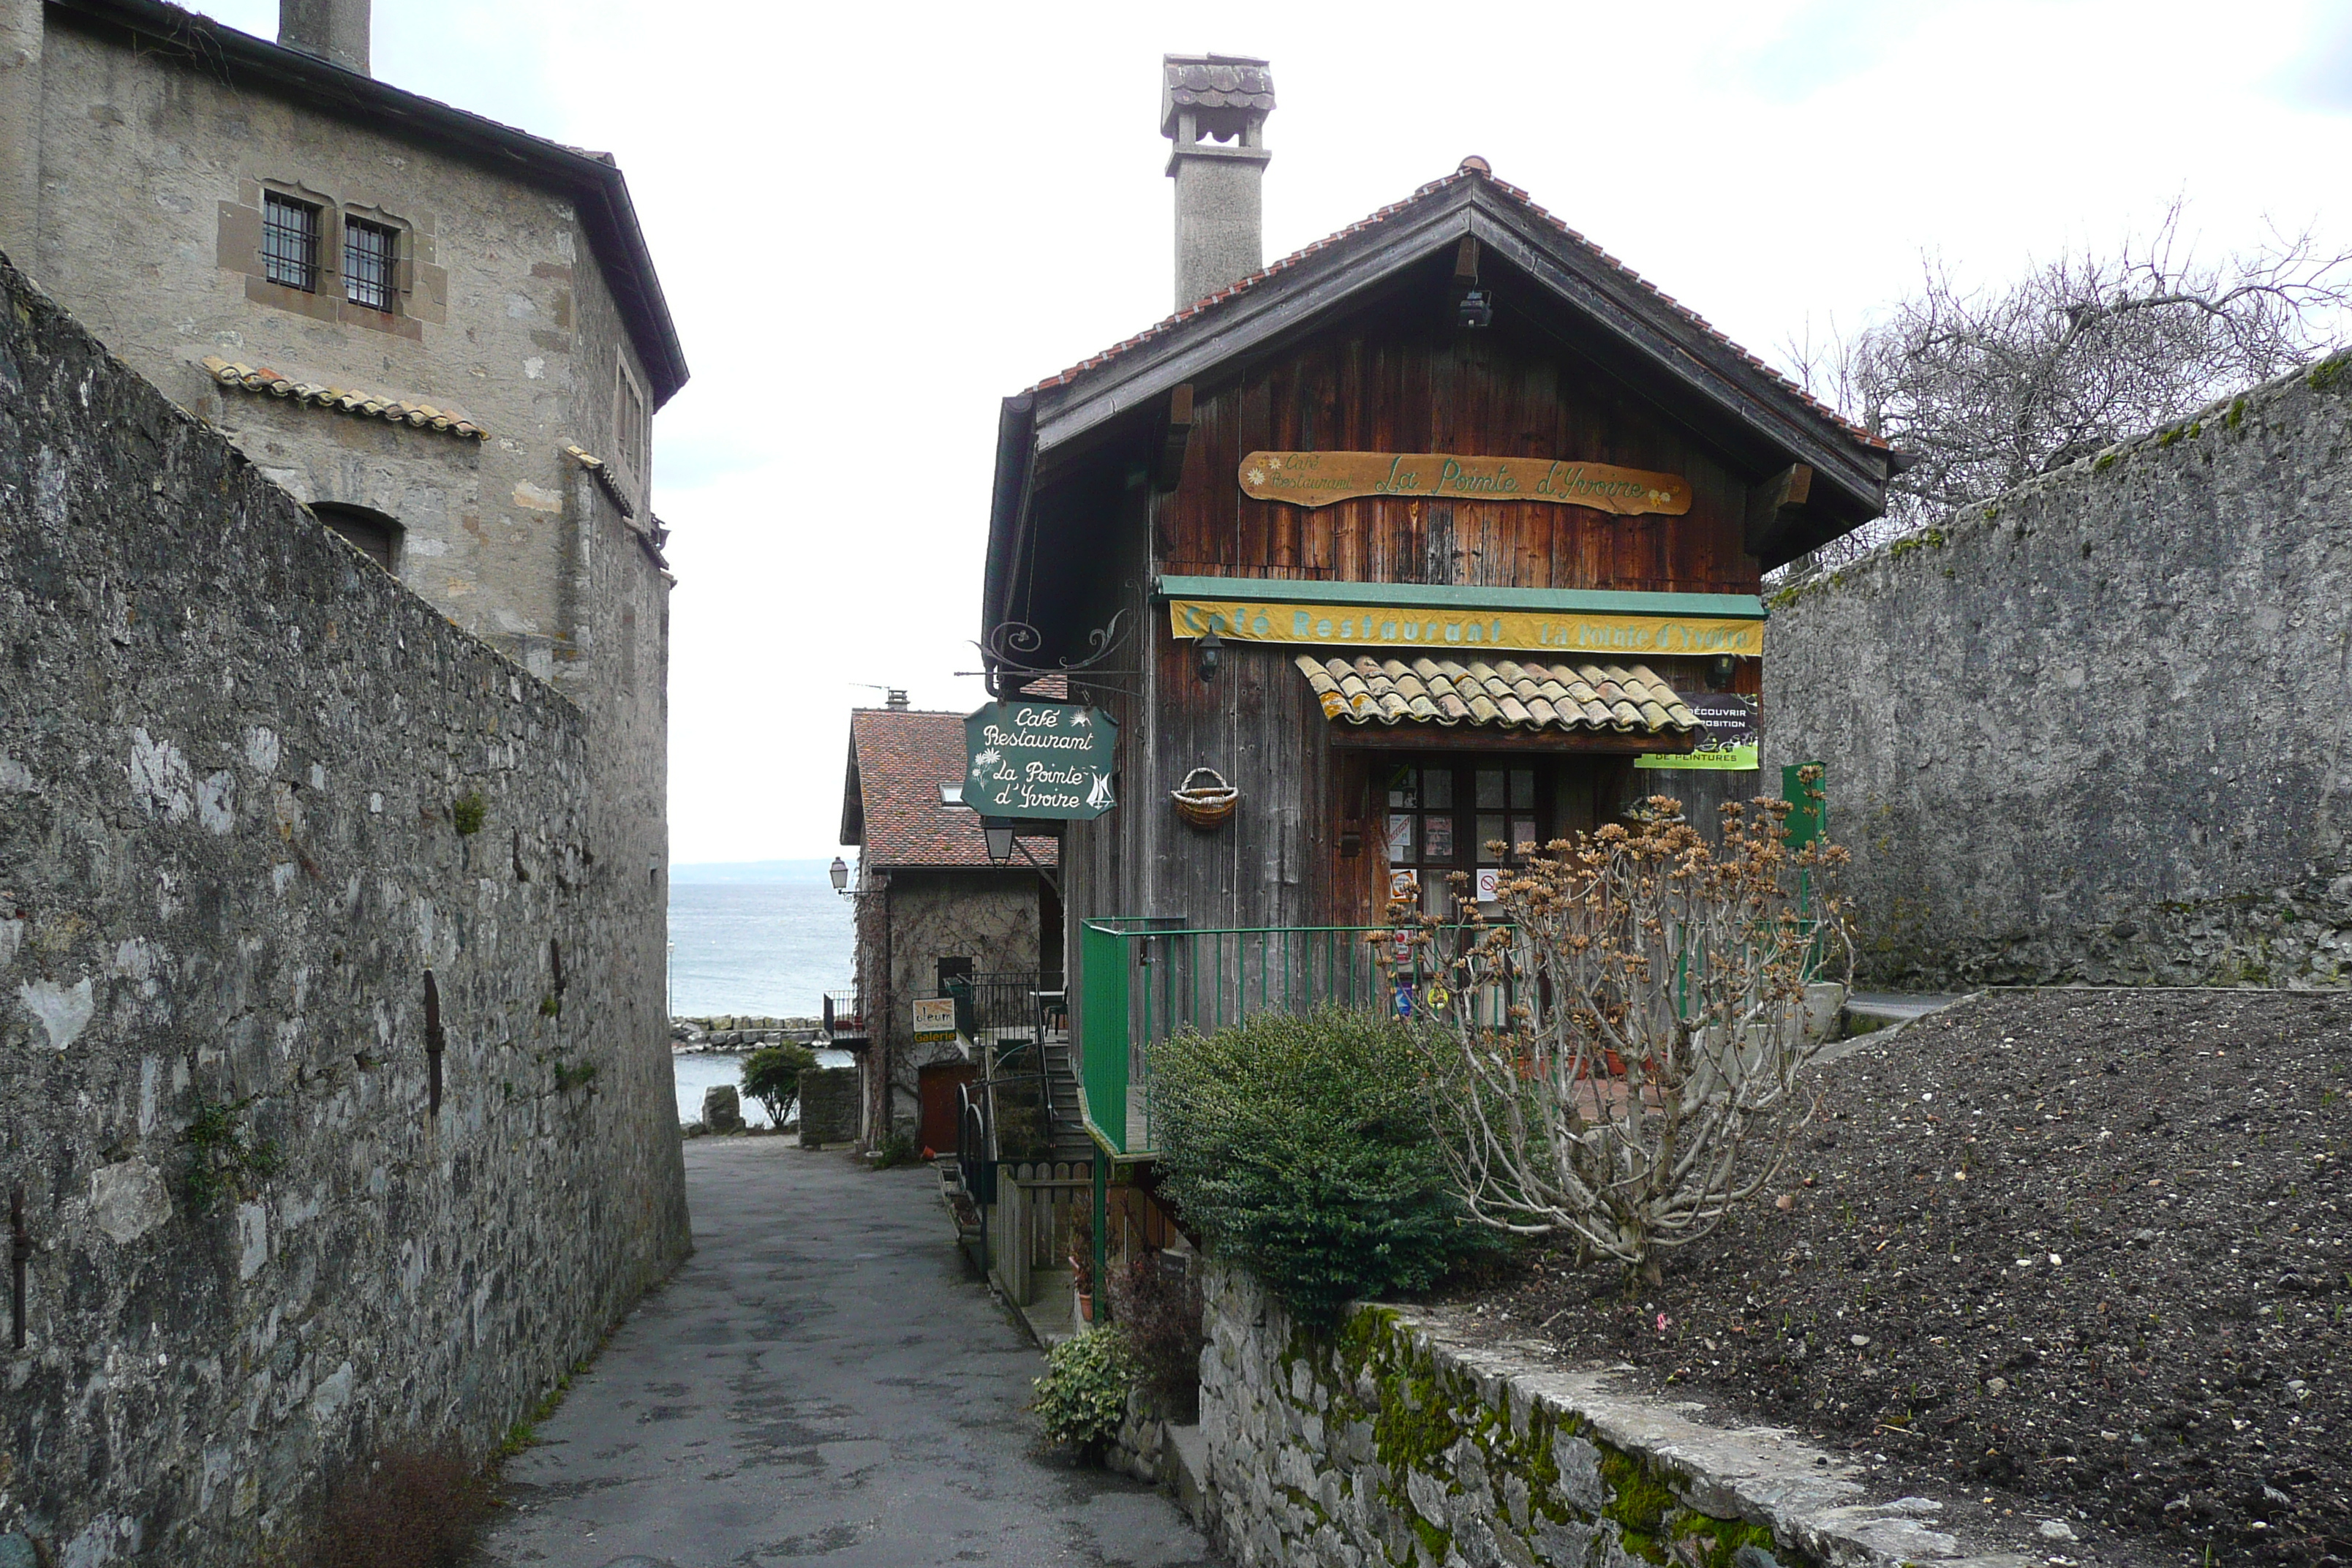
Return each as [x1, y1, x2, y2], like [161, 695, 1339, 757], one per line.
[1196, 624, 1224, 683]
[1706, 654, 1737, 691]
[980, 817, 1018, 864]
[1458, 287, 1494, 329]
[829, 856, 852, 895]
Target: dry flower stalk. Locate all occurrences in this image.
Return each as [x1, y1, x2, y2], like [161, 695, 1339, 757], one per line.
[1404, 778, 1852, 1284]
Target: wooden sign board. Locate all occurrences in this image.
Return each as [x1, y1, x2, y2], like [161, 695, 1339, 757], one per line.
[1239, 451, 1690, 516]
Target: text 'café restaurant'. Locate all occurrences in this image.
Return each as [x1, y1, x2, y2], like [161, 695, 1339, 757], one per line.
[977, 64, 1900, 962]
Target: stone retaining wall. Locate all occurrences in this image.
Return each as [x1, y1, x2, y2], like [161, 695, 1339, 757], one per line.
[1764, 357, 2352, 988]
[1195, 1260, 2014, 1568]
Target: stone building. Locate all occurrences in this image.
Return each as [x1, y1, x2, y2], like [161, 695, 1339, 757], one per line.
[0, 0, 685, 700]
[0, 1, 690, 1561]
[836, 698, 1063, 1152]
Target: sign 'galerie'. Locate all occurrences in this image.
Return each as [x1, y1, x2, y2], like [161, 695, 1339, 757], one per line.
[962, 701, 1120, 821]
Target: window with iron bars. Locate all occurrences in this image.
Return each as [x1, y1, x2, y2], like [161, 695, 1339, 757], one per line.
[343, 216, 398, 312]
[262, 193, 320, 292]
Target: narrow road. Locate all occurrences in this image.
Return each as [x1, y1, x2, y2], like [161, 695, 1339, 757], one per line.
[478, 1139, 1215, 1568]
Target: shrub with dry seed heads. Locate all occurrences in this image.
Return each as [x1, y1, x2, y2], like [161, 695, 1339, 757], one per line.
[1401, 777, 1852, 1285]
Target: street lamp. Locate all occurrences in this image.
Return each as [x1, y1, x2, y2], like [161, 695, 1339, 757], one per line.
[980, 816, 1017, 864]
[829, 856, 852, 896]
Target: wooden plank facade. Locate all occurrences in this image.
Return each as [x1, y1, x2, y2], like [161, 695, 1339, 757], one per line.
[982, 163, 1897, 990]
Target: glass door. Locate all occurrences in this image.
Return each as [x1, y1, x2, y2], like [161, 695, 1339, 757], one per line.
[1384, 761, 1542, 918]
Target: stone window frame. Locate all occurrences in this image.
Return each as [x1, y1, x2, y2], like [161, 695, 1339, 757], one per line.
[612, 357, 652, 500]
[217, 177, 443, 342]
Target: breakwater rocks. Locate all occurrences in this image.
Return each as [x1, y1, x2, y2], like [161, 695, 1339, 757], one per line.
[671, 1016, 821, 1052]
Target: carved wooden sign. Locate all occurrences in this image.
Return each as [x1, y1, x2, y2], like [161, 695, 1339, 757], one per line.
[1238, 451, 1690, 515]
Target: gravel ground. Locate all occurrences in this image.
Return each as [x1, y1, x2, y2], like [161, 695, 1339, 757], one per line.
[1441, 989, 2352, 1567]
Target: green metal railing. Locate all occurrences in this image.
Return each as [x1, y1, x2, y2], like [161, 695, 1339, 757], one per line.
[1076, 919, 1507, 1157]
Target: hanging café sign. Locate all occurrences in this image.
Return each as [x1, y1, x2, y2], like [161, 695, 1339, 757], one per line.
[962, 701, 1120, 820]
[1237, 451, 1691, 516]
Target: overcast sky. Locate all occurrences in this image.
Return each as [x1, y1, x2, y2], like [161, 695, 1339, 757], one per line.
[192, 0, 2352, 863]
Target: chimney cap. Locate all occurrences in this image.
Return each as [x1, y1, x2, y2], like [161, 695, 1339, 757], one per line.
[1161, 53, 1275, 140]
[1458, 155, 1493, 176]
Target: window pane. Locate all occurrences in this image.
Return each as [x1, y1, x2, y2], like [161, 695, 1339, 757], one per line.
[1385, 765, 1417, 809]
[1475, 769, 1505, 809]
[344, 218, 396, 312]
[1511, 816, 1537, 859]
[1477, 814, 1505, 863]
[1509, 768, 1536, 810]
[262, 194, 317, 292]
[1386, 813, 1414, 862]
[1422, 769, 1452, 810]
[1422, 815, 1453, 862]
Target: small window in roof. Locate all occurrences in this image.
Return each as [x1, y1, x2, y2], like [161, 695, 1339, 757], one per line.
[939, 784, 965, 806]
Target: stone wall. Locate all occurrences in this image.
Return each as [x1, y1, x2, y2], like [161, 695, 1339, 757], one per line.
[1764, 359, 2352, 988]
[1194, 1261, 2000, 1568]
[0, 256, 688, 1563]
[797, 1068, 860, 1148]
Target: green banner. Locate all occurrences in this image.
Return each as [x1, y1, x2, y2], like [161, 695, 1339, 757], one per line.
[963, 701, 1120, 819]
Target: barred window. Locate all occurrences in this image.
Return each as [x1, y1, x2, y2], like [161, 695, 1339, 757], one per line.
[343, 217, 397, 312]
[262, 193, 320, 292]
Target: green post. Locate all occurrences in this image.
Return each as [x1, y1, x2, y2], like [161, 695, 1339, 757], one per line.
[1091, 1152, 1109, 1325]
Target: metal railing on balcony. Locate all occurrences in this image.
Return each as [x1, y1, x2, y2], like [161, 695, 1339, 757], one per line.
[1076, 921, 1511, 1158]
[821, 989, 866, 1039]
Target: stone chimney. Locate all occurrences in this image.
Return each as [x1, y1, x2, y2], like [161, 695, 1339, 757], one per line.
[1161, 53, 1274, 310]
[279, 0, 370, 76]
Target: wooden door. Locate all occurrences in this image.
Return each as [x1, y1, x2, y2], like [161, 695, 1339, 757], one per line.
[917, 1063, 977, 1158]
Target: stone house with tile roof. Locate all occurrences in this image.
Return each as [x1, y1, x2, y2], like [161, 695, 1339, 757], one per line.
[0, 0, 683, 696]
[978, 59, 1903, 1166]
[839, 701, 1061, 1150]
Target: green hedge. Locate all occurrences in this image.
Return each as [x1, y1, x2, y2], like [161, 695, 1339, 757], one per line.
[1150, 1007, 1485, 1326]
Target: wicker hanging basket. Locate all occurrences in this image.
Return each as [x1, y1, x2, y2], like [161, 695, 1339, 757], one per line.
[1171, 766, 1238, 831]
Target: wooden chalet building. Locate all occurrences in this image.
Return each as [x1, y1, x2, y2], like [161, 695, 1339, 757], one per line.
[977, 56, 1899, 1166]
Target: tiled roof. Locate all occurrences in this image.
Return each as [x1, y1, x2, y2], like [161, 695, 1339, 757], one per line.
[1027, 162, 1884, 453]
[563, 444, 636, 517]
[1296, 654, 1699, 734]
[847, 708, 1060, 870]
[203, 356, 487, 440]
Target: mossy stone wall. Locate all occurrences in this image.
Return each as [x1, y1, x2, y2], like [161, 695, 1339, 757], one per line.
[1194, 1261, 1791, 1568]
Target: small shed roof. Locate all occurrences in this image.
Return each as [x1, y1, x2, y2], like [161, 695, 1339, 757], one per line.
[1297, 656, 1699, 734]
[840, 708, 1060, 871]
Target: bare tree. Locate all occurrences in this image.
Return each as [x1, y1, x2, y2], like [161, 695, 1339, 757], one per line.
[1406, 786, 1852, 1286]
[1784, 205, 2352, 565]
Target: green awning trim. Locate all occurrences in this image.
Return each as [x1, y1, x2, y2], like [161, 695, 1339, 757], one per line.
[1152, 574, 1766, 621]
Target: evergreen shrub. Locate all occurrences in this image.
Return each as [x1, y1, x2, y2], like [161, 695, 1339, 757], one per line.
[1150, 1006, 1486, 1327]
[740, 1042, 819, 1126]
[1028, 1327, 1133, 1448]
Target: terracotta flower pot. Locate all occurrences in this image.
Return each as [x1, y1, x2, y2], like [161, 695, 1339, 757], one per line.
[1077, 1290, 1094, 1324]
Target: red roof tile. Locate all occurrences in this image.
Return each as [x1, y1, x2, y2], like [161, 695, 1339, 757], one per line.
[845, 709, 1060, 871]
[1027, 163, 1885, 452]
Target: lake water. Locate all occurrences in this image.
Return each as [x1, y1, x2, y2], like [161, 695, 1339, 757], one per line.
[666, 864, 857, 1126]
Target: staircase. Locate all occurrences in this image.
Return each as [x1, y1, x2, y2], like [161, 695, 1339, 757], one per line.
[1040, 1040, 1095, 1161]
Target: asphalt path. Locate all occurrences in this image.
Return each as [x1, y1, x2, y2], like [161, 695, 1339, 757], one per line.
[478, 1137, 1215, 1568]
